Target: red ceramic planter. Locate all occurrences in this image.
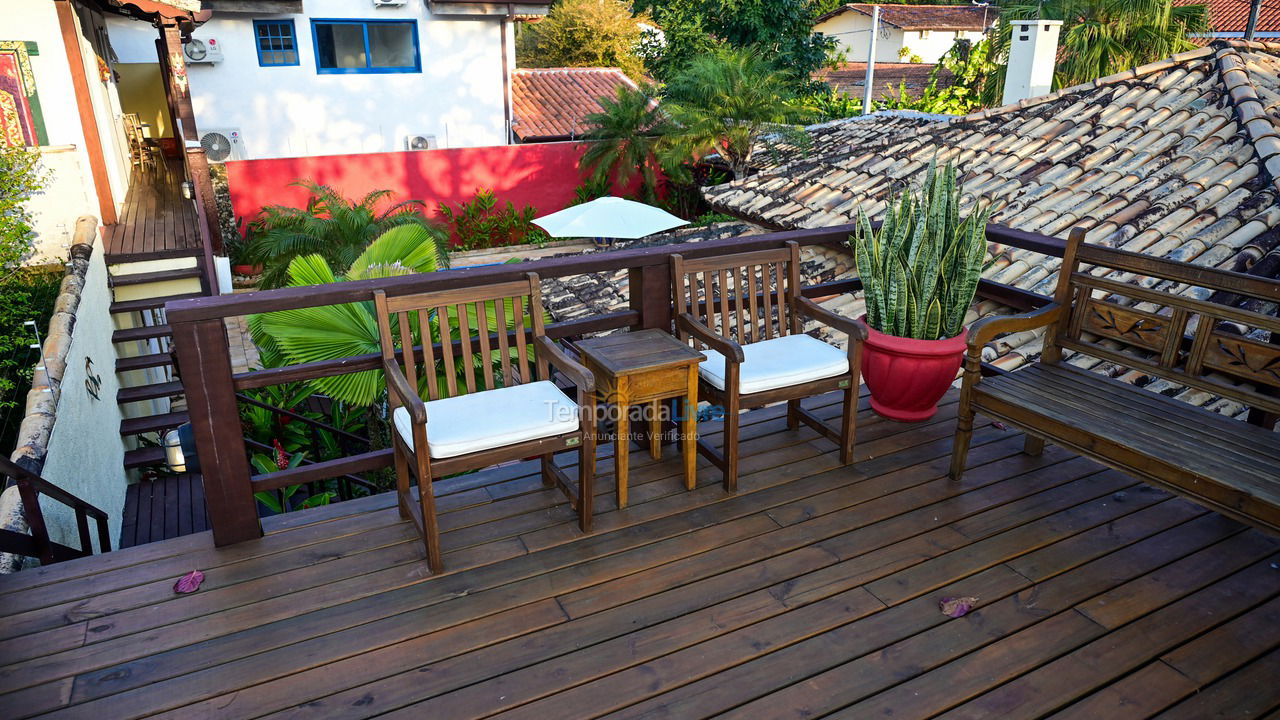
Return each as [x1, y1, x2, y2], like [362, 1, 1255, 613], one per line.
[860, 316, 968, 422]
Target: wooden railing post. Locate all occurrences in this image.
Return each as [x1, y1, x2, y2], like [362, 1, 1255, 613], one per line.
[628, 263, 674, 332]
[170, 318, 261, 545]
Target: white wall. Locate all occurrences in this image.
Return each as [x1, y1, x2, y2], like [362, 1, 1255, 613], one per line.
[816, 12, 904, 63]
[900, 29, 985, 64]
[7, 0, 133, 258]
[38, 236, 128, 551]
[107, 0, 509, 160]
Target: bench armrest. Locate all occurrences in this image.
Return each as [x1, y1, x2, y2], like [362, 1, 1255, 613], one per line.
[534, 335, 595, 395]
[384, 359, 427, 425]
[966, 303, 1064, 353]
[792, 297, 869, 341]
[676, 312, 745, 363]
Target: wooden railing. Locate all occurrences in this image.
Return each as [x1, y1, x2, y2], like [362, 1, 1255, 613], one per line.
[165, 223, 1066, 546]
[1, 456, 112, 564]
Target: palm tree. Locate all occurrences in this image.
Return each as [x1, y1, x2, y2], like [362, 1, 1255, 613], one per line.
[987, 0, 1210, 100]
[578, 83, 673, 203]
[245, 181, 449, 290]
[250, 225, 539, 406]
[661, 46, 809, 180]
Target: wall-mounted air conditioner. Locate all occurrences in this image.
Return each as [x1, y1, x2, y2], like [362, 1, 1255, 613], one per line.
[183, 37, 224, 63]
[405, 134, 438, 151]
[200, 128, 246, 163]
[373, 0, 408, 6]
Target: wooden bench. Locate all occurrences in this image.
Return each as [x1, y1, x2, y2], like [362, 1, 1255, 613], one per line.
[950, 228, 1280, 532]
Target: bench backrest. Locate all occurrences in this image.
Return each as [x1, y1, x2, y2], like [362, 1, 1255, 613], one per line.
[671, 241, 803, 347]
[373, 273, 545, 401]
[1046, 228, 1280, 416]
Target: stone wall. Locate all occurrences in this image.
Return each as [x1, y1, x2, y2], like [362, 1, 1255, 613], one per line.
[1, 216, 128, 572]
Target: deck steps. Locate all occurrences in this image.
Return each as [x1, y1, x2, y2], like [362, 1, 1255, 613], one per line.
[117, 351, 174, 372]
[109, 293, 205, 314]
[118, 380, 184, 404]
[113, 324, 171, 343]
[123, 446, 167, 469]
[110, 267, 203, 287]
[120, 410, 189, 437]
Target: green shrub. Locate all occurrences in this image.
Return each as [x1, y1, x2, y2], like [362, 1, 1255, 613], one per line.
[436, 189, 550, 251]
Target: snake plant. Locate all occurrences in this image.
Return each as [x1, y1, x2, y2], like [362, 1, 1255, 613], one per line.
[849, 161, 993, 341]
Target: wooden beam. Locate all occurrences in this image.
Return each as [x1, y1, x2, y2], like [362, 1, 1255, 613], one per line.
[55, 0, 117, 224]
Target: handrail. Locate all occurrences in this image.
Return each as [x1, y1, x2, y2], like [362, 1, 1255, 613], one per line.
[167, 222, 1070, 547]
[1, 456, 111, 564]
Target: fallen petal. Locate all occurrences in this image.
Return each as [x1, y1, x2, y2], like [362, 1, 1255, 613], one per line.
[991, 422, 1008, 430]
[940, 596, 979, 618]
[174, 570, 205, 594]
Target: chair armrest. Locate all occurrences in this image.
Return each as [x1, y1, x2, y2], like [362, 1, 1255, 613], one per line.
[792, 297, 869, 341]
[966, 303, 1064, 352]
[383, 359, 427, 425]
[534, 336, 595, 394]
[676, 313, 745, 363]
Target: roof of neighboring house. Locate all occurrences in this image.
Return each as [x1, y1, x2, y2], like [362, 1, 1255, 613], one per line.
[816, 4, 996, 31]
[511, 67, 639, 142]
[816, 62, 955, 100]
[703, 40, 1280, 389]
[1177, 0, 1280, 34]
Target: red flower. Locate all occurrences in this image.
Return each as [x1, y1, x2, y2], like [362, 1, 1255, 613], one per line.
[273, 439, 288, 470]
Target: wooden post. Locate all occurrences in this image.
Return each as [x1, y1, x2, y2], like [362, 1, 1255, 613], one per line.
[628, 263, 673, 332]
[54, 0, 116, 224]
[171, 318, 261, 545]
[158, 21, 224, 254]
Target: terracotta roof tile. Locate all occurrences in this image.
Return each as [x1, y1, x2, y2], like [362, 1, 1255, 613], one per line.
[511, 68, 639, 142]
[1177, 0, 1280, 33]
[817, 3, 997, 31]
[816, 62, 955, 100]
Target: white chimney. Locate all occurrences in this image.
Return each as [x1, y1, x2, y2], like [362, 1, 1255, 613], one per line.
[1002, 20, 1062, 106]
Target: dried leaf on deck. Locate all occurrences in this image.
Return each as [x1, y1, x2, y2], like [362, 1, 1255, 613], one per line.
[174, 570, 205, 594]
[940, 596, 978, 618]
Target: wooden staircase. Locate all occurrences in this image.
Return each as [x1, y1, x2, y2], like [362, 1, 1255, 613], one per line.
[109, 260, 208, 470]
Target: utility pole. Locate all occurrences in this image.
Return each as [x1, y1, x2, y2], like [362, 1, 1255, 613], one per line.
[862, 5, 880, 115]
[1246, 0, 1262, 40]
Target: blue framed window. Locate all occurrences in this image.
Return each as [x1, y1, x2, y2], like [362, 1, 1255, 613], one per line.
[310, 19, 421, 74]
[254, 19, 299, 66]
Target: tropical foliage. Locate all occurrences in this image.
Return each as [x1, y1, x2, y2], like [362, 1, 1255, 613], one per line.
[662, 47, 811, 179]
[436, 189, 550, 250]
[250, 226, 539, 407]
[985, 0, 1209, 99]
[637, 0, 833, 84]
[0, 144, 52, 450]
[848, 162, 993, 341]
[880, 38, 999, 115]
[579, 83, 674, 202]
[244, 181, 448, 289]
[517, 0, 649, 79]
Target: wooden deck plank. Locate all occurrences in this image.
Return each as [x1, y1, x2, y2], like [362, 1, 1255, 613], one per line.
[102, 161, 203, 263]
[0, 392, 1275, 719]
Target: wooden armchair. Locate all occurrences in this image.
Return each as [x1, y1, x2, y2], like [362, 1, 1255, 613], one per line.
[373, 273, 596, 573]
[671, 241, 867, 491]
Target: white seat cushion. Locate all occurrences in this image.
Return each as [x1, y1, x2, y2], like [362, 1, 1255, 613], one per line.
[393, 380, 580, 459]
[699, 334, 849, 395]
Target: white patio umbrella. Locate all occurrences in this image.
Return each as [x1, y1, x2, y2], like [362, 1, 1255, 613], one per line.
[533, 196, 689, 244]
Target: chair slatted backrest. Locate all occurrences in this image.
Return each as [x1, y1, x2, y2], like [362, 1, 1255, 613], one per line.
[672, 242, 803, 348]
[373, 273, 545, 405]
[1047, 234, 1280, 416]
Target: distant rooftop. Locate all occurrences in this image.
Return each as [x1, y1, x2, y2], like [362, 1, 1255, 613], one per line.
[816, 4, 997, 31]
[1177, 0, 1280, 34]
[511, 67, 640, 142]
[816, 62, 955, 101]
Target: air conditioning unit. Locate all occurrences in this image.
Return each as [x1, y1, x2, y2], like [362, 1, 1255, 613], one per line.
[405, 134, 438, 151]
[200, 128, 246, 163]
[183, 37, 224, 63]
[373, 0, 407, 6]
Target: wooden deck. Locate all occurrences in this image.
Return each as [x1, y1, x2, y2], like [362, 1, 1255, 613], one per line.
[0, 390, 1277, 719]
[103, 158, 204, 263]
[119, 474, 210, 549]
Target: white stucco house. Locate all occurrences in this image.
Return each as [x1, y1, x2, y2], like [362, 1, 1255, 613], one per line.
[106, 0, 549, 160]
[815, 3, 996, 64]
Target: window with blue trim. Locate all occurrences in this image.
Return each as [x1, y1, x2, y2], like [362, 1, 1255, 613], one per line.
[254, 19, 298, 66]
[311, 19, 420, 74]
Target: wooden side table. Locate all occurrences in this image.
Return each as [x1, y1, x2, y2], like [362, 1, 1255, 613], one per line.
[576, 329, 703, 508]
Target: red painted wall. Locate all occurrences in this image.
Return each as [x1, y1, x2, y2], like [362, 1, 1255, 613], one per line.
[225, 142, 646, 244]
